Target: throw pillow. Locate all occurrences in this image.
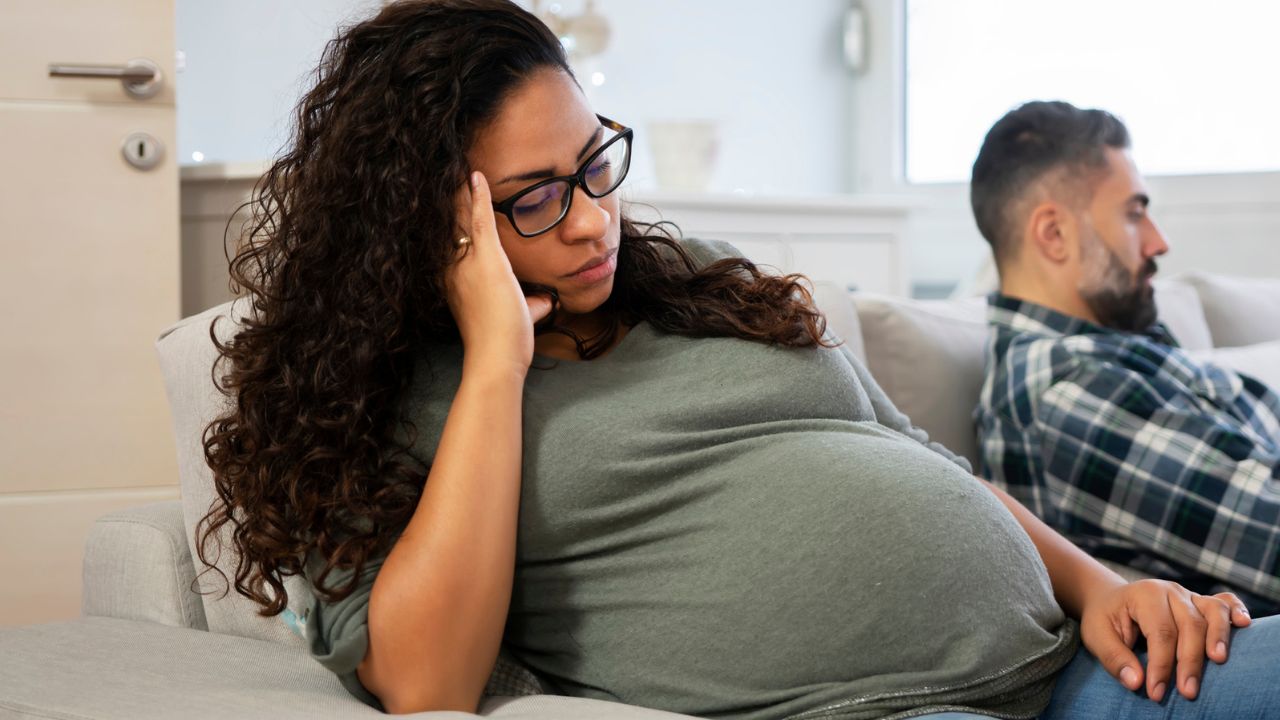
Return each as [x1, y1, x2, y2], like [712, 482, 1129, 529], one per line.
[1181, 272, 1280, 348]
[1153, 277, 1213, 352]
[853, 294, 988, 467]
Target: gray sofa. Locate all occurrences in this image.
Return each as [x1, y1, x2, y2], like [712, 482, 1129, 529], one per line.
[3, 271, 1278, 720]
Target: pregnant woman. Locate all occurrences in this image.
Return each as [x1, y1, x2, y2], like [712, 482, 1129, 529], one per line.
[197, 2, 1278, 718]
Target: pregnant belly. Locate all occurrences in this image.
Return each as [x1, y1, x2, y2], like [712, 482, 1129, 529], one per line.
[508, 421, 1068, 712]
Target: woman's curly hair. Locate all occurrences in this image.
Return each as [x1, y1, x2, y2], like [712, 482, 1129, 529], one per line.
[199, 0, 833, 616]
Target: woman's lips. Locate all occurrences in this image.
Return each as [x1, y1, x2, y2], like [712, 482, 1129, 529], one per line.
[566, 248, 618, 284]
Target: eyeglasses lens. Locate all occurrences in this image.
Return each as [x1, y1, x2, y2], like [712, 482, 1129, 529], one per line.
[584, 134, 631, 197]
[511, 182, 571, 236]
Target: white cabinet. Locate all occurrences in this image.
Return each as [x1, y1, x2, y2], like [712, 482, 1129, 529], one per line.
[179, 168, 914, 316]
[625, 191, 910, 295]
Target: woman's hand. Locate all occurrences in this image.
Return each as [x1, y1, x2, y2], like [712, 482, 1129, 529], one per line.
[445, 171, 555, 376]
[976, 479, 1255, 705]
[1079, 579, 1251, 702]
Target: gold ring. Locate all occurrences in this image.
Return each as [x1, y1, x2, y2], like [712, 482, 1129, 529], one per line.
[456, 235, 471, 248]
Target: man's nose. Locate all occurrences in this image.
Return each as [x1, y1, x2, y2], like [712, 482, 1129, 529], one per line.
[1145, 220, 1170, 258]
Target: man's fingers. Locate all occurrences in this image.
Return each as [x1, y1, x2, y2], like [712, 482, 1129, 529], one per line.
[1131, 594, 1177, 703]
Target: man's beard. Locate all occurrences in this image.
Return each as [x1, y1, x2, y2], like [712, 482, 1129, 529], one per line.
[1079, 237, 1158, 333]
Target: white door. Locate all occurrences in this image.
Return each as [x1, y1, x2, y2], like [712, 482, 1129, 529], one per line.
[0, 0, 181, 625]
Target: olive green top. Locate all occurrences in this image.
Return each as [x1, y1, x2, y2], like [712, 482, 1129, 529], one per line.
[306, 239, 1079, 719]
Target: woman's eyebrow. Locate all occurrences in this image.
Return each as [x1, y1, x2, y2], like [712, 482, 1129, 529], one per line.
[494, 126, 605, 186]
[575, 126, 605, 161]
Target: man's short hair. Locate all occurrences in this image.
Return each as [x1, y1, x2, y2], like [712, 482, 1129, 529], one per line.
[970, 101, 1130, 265]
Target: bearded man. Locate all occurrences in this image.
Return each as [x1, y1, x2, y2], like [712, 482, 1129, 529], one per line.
[971, 101, 1280, 615]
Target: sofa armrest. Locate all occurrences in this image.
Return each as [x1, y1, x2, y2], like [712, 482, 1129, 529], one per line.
[82, 500, 208, 630]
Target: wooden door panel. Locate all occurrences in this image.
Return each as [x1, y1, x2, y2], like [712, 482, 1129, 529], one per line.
[1, 0, 180, 624]
[0, 102, 179, 494]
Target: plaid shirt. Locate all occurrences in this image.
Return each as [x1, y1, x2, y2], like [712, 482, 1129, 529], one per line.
[976, 293, 1280, 608]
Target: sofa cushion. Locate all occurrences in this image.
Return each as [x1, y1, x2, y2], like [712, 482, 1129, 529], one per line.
[0, 618, 695, 720]
[1152, 277, 1213, 352]
[154, 298, 315, 646]
[812, 281, 866, 364]
[853, 294, 989, 467]
[1187, 339, 1280, 392]
[1180, 272, 1280, 348]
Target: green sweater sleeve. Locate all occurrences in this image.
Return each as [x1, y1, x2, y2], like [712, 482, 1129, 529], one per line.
[304, 558, 384, 708]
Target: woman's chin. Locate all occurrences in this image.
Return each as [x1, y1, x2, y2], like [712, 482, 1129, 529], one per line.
[555, 280, 615, 318]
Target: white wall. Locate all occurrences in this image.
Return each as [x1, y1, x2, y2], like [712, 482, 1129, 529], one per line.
[564, 0, 850, 196]
[177, 0, 1280, 293]
[175, 0, 852, 196]
[176, 0, 382, 165]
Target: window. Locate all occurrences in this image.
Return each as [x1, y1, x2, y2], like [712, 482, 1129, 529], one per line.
[905, 0, 1280, 183]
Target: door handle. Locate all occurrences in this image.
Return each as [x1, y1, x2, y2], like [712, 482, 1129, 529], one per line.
[48, 58, 162, 99]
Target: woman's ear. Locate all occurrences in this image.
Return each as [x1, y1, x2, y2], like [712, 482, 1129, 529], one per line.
[1027, 201, 1071, 264]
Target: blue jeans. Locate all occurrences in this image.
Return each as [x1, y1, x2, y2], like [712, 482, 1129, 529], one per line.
[918, 615, 1280, 719]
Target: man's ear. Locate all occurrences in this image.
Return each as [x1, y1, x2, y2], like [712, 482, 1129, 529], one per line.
[1027, 201, 1071, 264]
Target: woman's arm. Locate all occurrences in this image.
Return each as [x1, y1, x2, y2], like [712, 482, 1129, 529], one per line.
[356, 173, 552, 714]
[981, 478, 1252, 704]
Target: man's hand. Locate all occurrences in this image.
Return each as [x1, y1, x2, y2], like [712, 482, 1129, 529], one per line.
[1080, 579, 1252, 702]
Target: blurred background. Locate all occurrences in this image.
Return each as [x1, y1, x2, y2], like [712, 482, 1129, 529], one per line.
[175, 0, 1280, 297]
[3, 0, 1278, 625]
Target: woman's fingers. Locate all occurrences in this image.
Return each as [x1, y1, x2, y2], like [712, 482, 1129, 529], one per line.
[454, 181, 474, 245]
[1167, 592, 1207, 700]
[1221, 592, 1252, 628]
[1129, 588, 1178, 702]
[1192, 594, 1234, 665]
[445, 169, 547, 370]
[1087, 582, 1254, 705]
[1087, 618, 1145, 693]
[526, 293, 554, 324]
[468, 171, 499, 250]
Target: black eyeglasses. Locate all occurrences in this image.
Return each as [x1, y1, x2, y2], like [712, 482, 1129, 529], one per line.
[491, 115, 632, 237]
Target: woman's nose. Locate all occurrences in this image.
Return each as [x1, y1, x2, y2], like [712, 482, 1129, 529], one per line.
[558, 185, 609, 243]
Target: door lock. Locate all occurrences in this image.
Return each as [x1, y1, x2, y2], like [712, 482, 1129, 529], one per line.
[121, 133, 164, 170]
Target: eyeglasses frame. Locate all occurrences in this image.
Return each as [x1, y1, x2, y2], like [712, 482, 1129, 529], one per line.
[490, 115, 633, 238]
